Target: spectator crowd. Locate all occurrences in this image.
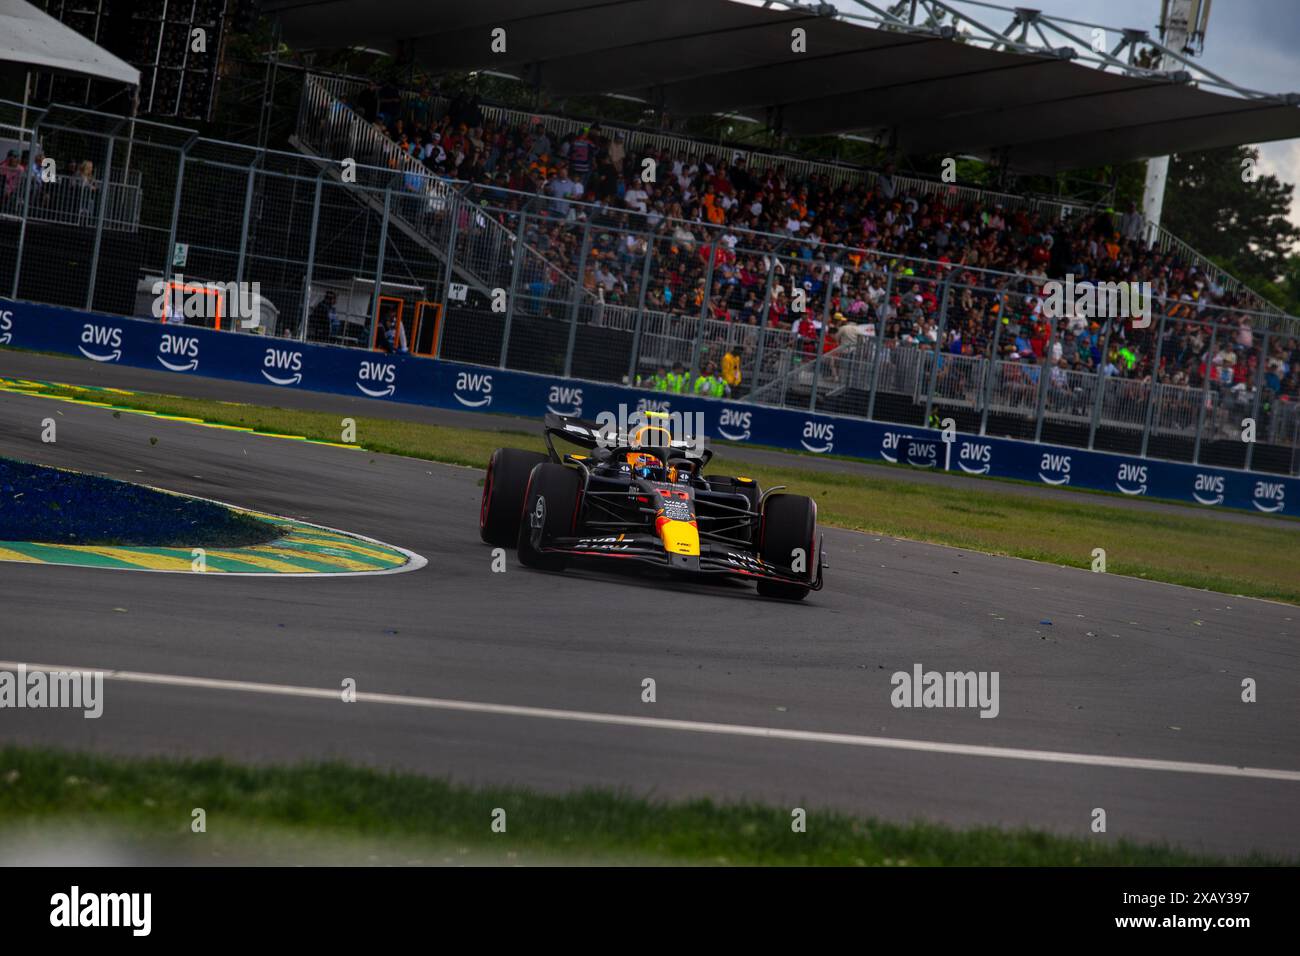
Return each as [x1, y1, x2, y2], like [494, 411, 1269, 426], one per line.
[1, 146, 107, 224]
[336, 80, 1299, 418]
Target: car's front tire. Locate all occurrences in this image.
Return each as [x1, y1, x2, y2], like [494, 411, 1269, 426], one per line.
[516, 463, 582, 571]
[480, 448, 549, 547]
[756, 493, 817, 600]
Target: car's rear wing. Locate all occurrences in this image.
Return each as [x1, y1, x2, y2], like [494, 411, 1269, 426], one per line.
[543, 412, 711, 465]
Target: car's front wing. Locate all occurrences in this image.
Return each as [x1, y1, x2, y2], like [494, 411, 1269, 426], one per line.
[528, 528, 825, 590]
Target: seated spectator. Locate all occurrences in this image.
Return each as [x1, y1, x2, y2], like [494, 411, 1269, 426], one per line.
[636, 365, 669, 390]
[377, 312, 408, 353]
[693, 361, 728, 398]
[1, 150, 25, 199]
[665, 362, 689, 393]
[321, 77, 1286, 404]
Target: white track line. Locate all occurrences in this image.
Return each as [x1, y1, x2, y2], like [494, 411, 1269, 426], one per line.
[5, 661, 1299, 783]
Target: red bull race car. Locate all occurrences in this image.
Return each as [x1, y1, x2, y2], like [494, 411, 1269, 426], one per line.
[479, 412, 826, 600]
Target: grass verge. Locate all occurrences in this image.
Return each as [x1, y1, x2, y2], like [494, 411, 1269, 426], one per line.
[0, 746, 1269, 865]
[10, 379, 1300, 603]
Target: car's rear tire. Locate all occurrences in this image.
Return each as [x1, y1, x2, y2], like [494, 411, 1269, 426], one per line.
[517, 463, 581, 571]
[480, 448, 548, 547]
[756, 493, 816, 600]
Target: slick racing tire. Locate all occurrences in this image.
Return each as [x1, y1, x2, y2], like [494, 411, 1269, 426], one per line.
[517, 463, 582, 571]
[756, 493, 817, 601]
[480, 448, 548, 547]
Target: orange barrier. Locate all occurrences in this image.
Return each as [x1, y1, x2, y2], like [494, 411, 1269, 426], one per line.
[159, 281, 223, 330]
[413, 301, 442, 356]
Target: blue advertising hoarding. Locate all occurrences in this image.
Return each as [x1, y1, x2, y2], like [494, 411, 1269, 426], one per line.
[1, 297, 1294, 516]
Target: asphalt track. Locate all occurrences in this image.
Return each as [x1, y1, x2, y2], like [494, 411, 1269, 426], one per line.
[2, 350, 1299, 859]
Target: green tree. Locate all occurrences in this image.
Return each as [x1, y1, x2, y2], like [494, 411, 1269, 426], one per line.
[1162, 145, 1300, 284]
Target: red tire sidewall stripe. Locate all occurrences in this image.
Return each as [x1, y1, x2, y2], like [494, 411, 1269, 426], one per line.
[480, 453, 496, 530]
[807, 499, 818, 583]
[520, 470, 537, 527]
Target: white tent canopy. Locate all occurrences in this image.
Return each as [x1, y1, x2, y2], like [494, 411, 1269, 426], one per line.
[0, 0, 138, 87]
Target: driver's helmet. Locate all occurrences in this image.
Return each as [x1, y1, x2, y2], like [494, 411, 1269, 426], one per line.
[626, 452, 663, 480]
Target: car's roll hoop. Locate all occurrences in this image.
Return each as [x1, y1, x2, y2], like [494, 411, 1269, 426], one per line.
[542, 412, 713, 469]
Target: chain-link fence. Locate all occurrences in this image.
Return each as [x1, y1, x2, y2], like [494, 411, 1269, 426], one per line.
[1, 92, 1298, 477]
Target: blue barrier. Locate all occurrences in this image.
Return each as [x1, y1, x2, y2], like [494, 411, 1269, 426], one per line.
[2, 297, 1296, 516]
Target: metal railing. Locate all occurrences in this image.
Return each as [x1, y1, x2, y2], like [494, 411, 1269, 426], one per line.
[307, 71, 1283, 321]
[0, 170, 142, 233]
[1, 93, 1296, 478]
[295, 74, 599, 321]
[0, 118, 143, 235]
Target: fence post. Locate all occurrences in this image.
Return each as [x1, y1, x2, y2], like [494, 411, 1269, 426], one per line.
[1085, 318, 1116, 450]
[978, 290, 1007, 437]
[562, 217, 593, 379]
[368, 186, 391, 345]
[865, 267, 896, 422]
[1292, 414, 1300, 477]
[625, 232, 656, 385]
[499, 209, 529, 368]
[688, 228, 720, 380]
[435, 192, 461, 359]
[922, 273, 954, 427]
[84, 131, 117, 312]
[164, 134, 196, 287]
[807, 260, 837, 414]
[9, 111, 45, 299]
[299, 170, 325, 341]
[749, 255, 779, 392]
[1032, 313, 1057, 444]
[295, 72, 310, 144]
[1138, 311, 1168, 459]
[1191, 325, 1219, 465]
[235, 155, 261, 289]
[1244, 329, 1269, 472]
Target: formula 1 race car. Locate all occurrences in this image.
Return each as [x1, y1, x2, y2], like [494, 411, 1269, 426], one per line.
[479, 412, 825, 600]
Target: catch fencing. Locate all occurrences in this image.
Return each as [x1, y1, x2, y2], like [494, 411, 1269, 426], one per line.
[0, 92, 1297, 478]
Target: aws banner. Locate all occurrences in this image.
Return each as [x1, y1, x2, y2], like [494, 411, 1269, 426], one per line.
[1, 298, 1295, 516]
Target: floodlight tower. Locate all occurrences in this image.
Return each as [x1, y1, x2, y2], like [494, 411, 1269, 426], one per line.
[1141, 0, 1213, 243]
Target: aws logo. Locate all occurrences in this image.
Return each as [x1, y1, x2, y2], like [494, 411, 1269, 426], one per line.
[958, 442, 992, 474]
[882, 432, 937, 468]
[357, 360, 397, 397]
[157, 333, 199, 372]
[1115, 462, 1148, 496]
[0, 309, 13, 345]
[881, 432, 937, 467]
[717, 407, 752, 442]
[635, 397, 670, 414]
[546, 384, 583, 417]
[78, 323, 123, 362]
[1192, 473, 1224, 506]
[454, 371, 492, 407]
[262, 347, 303, 385]
[1039, 453, 1071, 486]
[880, 431, 904, 463]
[801, 420, 834, 454]
[1253, 480, 1286, 514]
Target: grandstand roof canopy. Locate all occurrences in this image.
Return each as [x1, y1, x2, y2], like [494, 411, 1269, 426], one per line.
[264, 0, 1300, 175]
[0, 0, 139, 87]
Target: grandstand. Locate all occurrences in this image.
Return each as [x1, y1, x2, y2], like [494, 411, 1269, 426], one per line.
[1, 0, 1298, 477]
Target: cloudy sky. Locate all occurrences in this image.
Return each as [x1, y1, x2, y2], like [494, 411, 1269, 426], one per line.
[826, 0, 1300, 229]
